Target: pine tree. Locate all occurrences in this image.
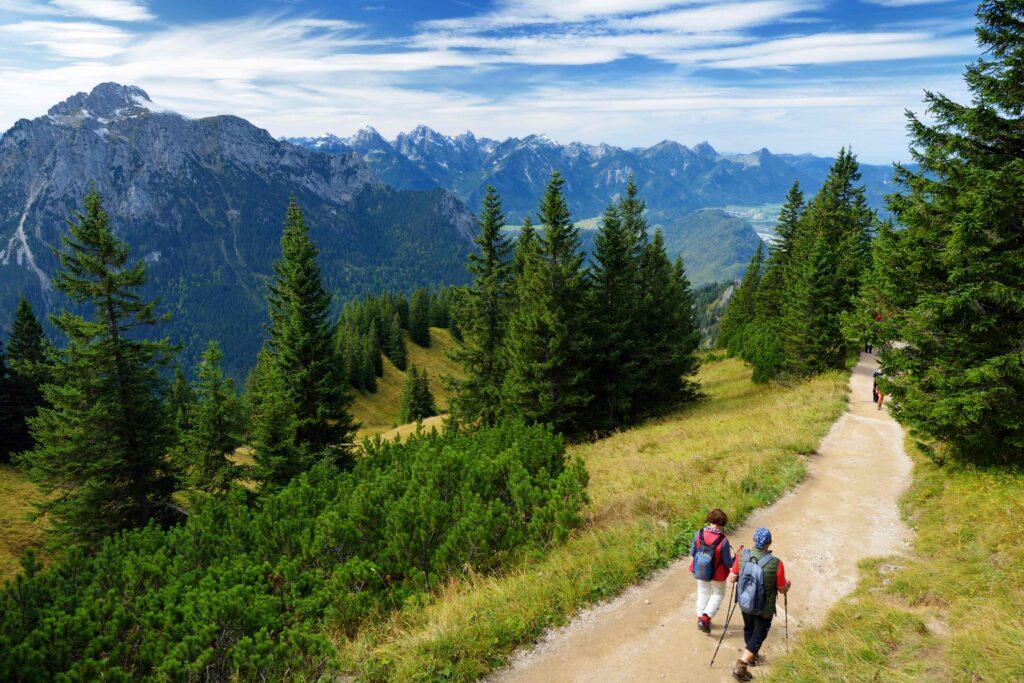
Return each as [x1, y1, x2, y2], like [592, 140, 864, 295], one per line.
[19, 190, 177, 545]
[255, 198, 357, 479]
[874, 1, 1024, 464]
[3, 297, 51, 457]
[634, 231, 702, 411]
[251, 363, 305, 488]
[449, 186, 513, 425]
[587, 195, 643, 431]
[178, 341, 243, 494]
[755, 182, 804, 322]
[717, 242, 764, 353]
[512, 216, 537, 279]
[361, 335, 377, 392]
[502, 172, 591, 436]
[384, 312, 407, 370]
[781, 230, 845, 375]
[168, 365, 194, 438]
[399, 364, 438, 423]
[409, 287, 431, 347]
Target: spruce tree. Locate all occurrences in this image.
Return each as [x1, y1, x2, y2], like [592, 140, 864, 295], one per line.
[384, 312, 407, 370]
[449, 185, 513, 425]
[634, 231, 702, 411]
[502, 172, 591, 436]
[875, 1, 1024, 464]
[512, 216, 537, 279]
[19, 190, 176, 545]
[717, 242, 764, 353]
[399, 364, 438, 423]
[178, 341, 243, 494]
[409, 287, 431, 347]
[587, 198, 643, 431]
[255, 198, 357, 477]
[168, 365, 194, 438]
[755, 182, 804, 322]
[4, 297, 51, 457]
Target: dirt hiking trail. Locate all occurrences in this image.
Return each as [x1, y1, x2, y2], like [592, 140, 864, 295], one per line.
[490, 354, 912, 682]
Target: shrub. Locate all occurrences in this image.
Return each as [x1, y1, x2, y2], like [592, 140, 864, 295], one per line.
[0, 421, 587, 680]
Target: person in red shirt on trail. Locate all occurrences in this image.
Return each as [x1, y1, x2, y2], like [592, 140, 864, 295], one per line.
[688, 508, 735, 633]
[727, 527, 792, 681]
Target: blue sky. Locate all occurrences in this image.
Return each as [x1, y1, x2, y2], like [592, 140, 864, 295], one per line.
[0, 0, 981, 162]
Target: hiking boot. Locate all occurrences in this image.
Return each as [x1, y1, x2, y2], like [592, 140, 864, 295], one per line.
[731, 659, 752, 681]
[697, 614, 711, 633]
[749, 654, 762, 667]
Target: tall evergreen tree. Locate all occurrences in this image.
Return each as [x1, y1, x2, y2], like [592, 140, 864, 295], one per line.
[634, 231, 702, 410]
[178, 341, 244, 494]
[755, 182, 804, 322]
[588, 196, 643, 431]
[399, 364, 437, 423]
[3, 297, 51, 457]
[502, 172, 591, 436]
[19, 190, 176, 545]
[384, 312, 407, 370]
[168, 365, 194, 438]
[512, 216, 537, 279]
[408, 287, 432, 348]
[781, 230, 845, 375]
[717, 242, 764, 353]
[449, 186, 513, 425]
[254, 198, 357, 480]
[874, 1, 1024, 464]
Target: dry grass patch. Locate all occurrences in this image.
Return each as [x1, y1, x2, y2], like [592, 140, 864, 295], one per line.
[352, 328, 462, 437]
[334, 357, 848, 681]
[0, 464, 46, 583]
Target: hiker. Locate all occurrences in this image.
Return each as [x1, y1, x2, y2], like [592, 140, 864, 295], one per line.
[865, 340, 873, 354]
[873, 369, 885, 410]
[727, 527, 791, 682]
[688, 508, 734, 633]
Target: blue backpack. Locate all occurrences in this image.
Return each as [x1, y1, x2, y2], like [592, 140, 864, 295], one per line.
[692, 531, 725, 581]
[737, 549, 774, 614]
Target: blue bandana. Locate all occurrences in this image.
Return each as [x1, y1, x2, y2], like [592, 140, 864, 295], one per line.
[753, 527, 772, 549]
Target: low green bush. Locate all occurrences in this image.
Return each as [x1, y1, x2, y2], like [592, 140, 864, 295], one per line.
[0, 421, 587, 680]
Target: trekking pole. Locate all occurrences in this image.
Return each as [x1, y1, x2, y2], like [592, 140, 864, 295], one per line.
[784, 593, 789, 653]
[709, 582, 738, 668]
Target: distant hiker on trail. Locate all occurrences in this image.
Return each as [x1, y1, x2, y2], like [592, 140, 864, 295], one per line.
[872, 369, 885, 410]
[727, 527, 791, 682]
[688, 508, 734, 633]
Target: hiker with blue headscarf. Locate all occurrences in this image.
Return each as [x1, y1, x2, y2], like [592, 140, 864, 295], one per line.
[726, 527, 791, 682]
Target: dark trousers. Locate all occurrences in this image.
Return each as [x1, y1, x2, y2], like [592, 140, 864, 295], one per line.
[741, 611, 773, 656]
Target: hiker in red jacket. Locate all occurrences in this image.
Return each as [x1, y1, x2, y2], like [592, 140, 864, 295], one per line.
[688, 508, 734, 633]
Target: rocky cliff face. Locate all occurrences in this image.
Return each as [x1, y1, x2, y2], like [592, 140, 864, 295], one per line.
[0, 83, 476, 375]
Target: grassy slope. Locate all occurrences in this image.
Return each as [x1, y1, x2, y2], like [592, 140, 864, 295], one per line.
[769, 441, 1024, 682]
[335, 358, 849, 681]
[0, 464, 46, 582]
[351, 327, 462, 437]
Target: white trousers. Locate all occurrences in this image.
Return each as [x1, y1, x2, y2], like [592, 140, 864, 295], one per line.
[694, 579, 727, 618]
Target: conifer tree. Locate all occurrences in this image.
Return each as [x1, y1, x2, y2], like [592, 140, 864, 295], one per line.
[717, 242, 763, 353]
[449, 185, 513, 425]
[19, 190, 176, 545]
[409, 287, 432, 347]
[251, 364, 305, 488]
[587, 197, 643, 431]
[755, 182, 803, 322]
[874, 1, 1024, 464]
[384, 312, 407, 370]
[634, 231, 702, 410]
[361, 335, 377, 392]
[399, 364, 437, 423]
[3, 297, 51, 457]
[168, 365, 194, 437]
[177, 341, 243, 494]
[502, 172, 591, 436]
[254, 198, 357, 480]
[781, 231, 844, 375]
[512, 216, 536, 279]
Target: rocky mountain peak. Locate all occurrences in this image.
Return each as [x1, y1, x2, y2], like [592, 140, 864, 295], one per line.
[47, 82, 173, 124]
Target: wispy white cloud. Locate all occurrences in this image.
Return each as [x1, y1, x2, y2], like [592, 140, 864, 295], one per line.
[50, 0, 152, 22]
[0, 20, 129, 58]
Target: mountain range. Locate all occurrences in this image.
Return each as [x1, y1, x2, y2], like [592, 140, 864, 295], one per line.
[0, 83, 476, 376]
[287, 126, 900, 224]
